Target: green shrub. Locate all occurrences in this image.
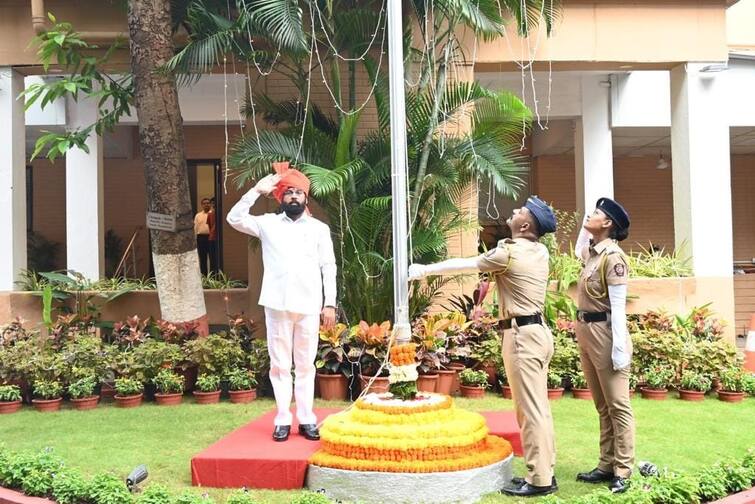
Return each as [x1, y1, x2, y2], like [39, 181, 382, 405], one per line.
[135, 483, 173, 504]
[226, 489, 261, 503]
[547, 371, 563, 389]
[183, 334, 245, 376]
[678, 371, 711, 392]
[173, 491, 216, 504]
[643, 365, 675, 390]
[51, 469, 91, 504]
[226, 368, 257, 391]
[719, 368, 747, 393]
[571, 370, 588, 389]
[0, 384, 22, 402]
[114, 377, 144, 396]
[743, 373, 755, 396]
[195, 374, 221, 392]
[290, 491, 333, 504]
[697, 464, 729, 501]
[21, 467, 54, 496]
[68, 375, 98, 399]
[459, 369, 488, 387]
[152, 369, 185, 394]
[32, 379, 63, 400]
[88, 473, 134, 504]
[132, 340, 183, 382]
[648, 472, 701, 504]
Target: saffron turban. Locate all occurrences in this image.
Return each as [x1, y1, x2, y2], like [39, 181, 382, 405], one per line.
[271, 161, 311, 203]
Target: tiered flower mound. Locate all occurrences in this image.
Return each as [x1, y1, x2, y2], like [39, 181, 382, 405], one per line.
[309, 392, 512, 473]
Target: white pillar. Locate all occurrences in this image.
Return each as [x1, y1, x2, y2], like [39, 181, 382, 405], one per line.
[0, 68, 27, 291]
[65, 95, 104, 280]
[669, 63, 733, 277]
[574, 75, 614, 216]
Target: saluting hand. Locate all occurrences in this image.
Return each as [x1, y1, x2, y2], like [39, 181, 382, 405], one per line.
[253, 174, 281, 195]
[408, 264, 427, 281]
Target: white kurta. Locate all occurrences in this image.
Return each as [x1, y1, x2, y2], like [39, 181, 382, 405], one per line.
[227, 188, 337, 425]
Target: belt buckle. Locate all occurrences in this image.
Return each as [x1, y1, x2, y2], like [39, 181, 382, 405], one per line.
[577, 311, 585, 322]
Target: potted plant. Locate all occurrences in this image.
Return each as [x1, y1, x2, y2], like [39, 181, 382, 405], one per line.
[413, 313, 458, 395]
[459, 369, 488, 398]
[571, 371, 592, 400]
[68, 375, 99, 410]
[470, 331, 502, 386]
[629, 372, 639, 398]
[352, 321, 391, 394]
[114, 377, 144, 408]
[153, 369, 185, 406]
[183, 334, 246, 386]
[677, 370, 711, 401]
[498, 364, 512, 399]
[717, 368, 747, 403]
[226, 368, 257, 403]
[640, 365, 674, 400]
[193, 374, 221, 404]
[547, 372, 565, 399]
[32, 379, 64, 412]
[0, 384, 23, 414]
[315, 323, 350, 401]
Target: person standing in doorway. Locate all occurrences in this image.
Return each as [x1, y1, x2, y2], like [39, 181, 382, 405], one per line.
[194, 197, 212, 276]
[227, 162, 337, 442]
[573, 198, 635, 494]
[409, 197, 559, 497]
[207, 197, 218, 275]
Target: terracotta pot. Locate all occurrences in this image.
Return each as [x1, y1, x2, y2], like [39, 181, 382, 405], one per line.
[32, 398, 63, 412]
[155, 392, 184, 406]
[678, 389, 706, 402]
[459, 385, 486, 398]
[100, 383, 116, 400]
[229, 389, 257, 404]
[449, 363, 466, 395]
[71, 396, 100, 410]
[317, 373, 348, 401]
[572, 388, 593, 400]
[359, 374, 390, 395]
[436, 369, 455, 396]
[0, 400, 23, 414]
[547, 388, 565, 400]
[115, 394, 144, 408]
[193, 390, 221, 404]
[416, 374, 438, 393]
[640, 387, 668, 400]
[717, 390, 746, 403]
[501, 385, 513, 399]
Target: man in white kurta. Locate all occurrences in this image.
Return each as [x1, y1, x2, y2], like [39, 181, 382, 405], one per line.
[227, 167, 337, 442]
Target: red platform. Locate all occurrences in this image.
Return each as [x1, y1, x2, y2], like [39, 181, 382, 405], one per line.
[191, 408, 521, 490]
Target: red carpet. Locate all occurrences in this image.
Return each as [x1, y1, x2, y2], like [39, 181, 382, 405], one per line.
[191, 408, 521, 489]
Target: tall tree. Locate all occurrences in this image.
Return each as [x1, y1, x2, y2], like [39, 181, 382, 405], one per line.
[127, 0, 207, 331]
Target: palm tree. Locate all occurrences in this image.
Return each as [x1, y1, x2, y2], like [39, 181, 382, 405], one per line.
[169, 0, 558, 322]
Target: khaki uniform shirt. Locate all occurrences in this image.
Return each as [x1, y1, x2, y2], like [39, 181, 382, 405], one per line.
[577, 238, 628, 312]
[476, 238, 549, 319]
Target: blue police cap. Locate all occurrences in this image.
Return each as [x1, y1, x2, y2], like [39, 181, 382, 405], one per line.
[524, 196, 557, 236]
[596, 197, 630, 232]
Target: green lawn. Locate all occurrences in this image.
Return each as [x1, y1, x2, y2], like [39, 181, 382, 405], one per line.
[1, 394, 754, 503]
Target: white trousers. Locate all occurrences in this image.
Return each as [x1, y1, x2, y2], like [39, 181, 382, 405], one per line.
[264, 307, 319, 426]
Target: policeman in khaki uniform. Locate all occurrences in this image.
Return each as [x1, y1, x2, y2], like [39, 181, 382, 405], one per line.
[409, 197, 559, 497]
[573, 197, 635, 494]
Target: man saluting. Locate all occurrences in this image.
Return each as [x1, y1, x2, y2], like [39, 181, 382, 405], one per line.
[227, 162, 337, 442]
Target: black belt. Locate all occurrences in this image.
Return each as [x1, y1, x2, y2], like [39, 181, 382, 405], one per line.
[577, 311, 608, 323]
[499, 314, 543, 330]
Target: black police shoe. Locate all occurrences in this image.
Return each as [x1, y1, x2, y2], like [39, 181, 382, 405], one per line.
[576, 467, 615, 483]
[610, 476, 630, 494]
[272, 425, 290, 442]
[298, 424, 320, 441]
[502, 476, 558, 497]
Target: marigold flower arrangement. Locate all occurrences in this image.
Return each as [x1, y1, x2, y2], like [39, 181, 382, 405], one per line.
[388, 342, 418, 400]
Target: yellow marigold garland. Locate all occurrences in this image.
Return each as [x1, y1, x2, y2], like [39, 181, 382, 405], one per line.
[389, 343, 417, 367]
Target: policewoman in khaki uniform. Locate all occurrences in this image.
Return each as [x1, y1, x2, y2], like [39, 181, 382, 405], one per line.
[409, 197, 559, 497]
[573, 198, 635, 494]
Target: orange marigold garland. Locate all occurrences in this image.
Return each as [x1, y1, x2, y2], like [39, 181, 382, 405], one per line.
[388, 343, 418, 400]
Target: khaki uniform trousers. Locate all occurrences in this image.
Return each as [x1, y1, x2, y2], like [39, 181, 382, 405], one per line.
[576, 320, 635, 477]
[502, 322, 556, 487]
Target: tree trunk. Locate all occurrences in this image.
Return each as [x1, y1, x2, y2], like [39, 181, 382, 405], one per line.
[127, 0, 207, 333]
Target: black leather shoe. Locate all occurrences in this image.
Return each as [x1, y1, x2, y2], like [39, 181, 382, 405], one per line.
[610, 476, 630, 494]
[577, 468, 615, 483]
[502, 478, 558, 497]
[272, 425, 290, 442]
[298, 424, 320, 441]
